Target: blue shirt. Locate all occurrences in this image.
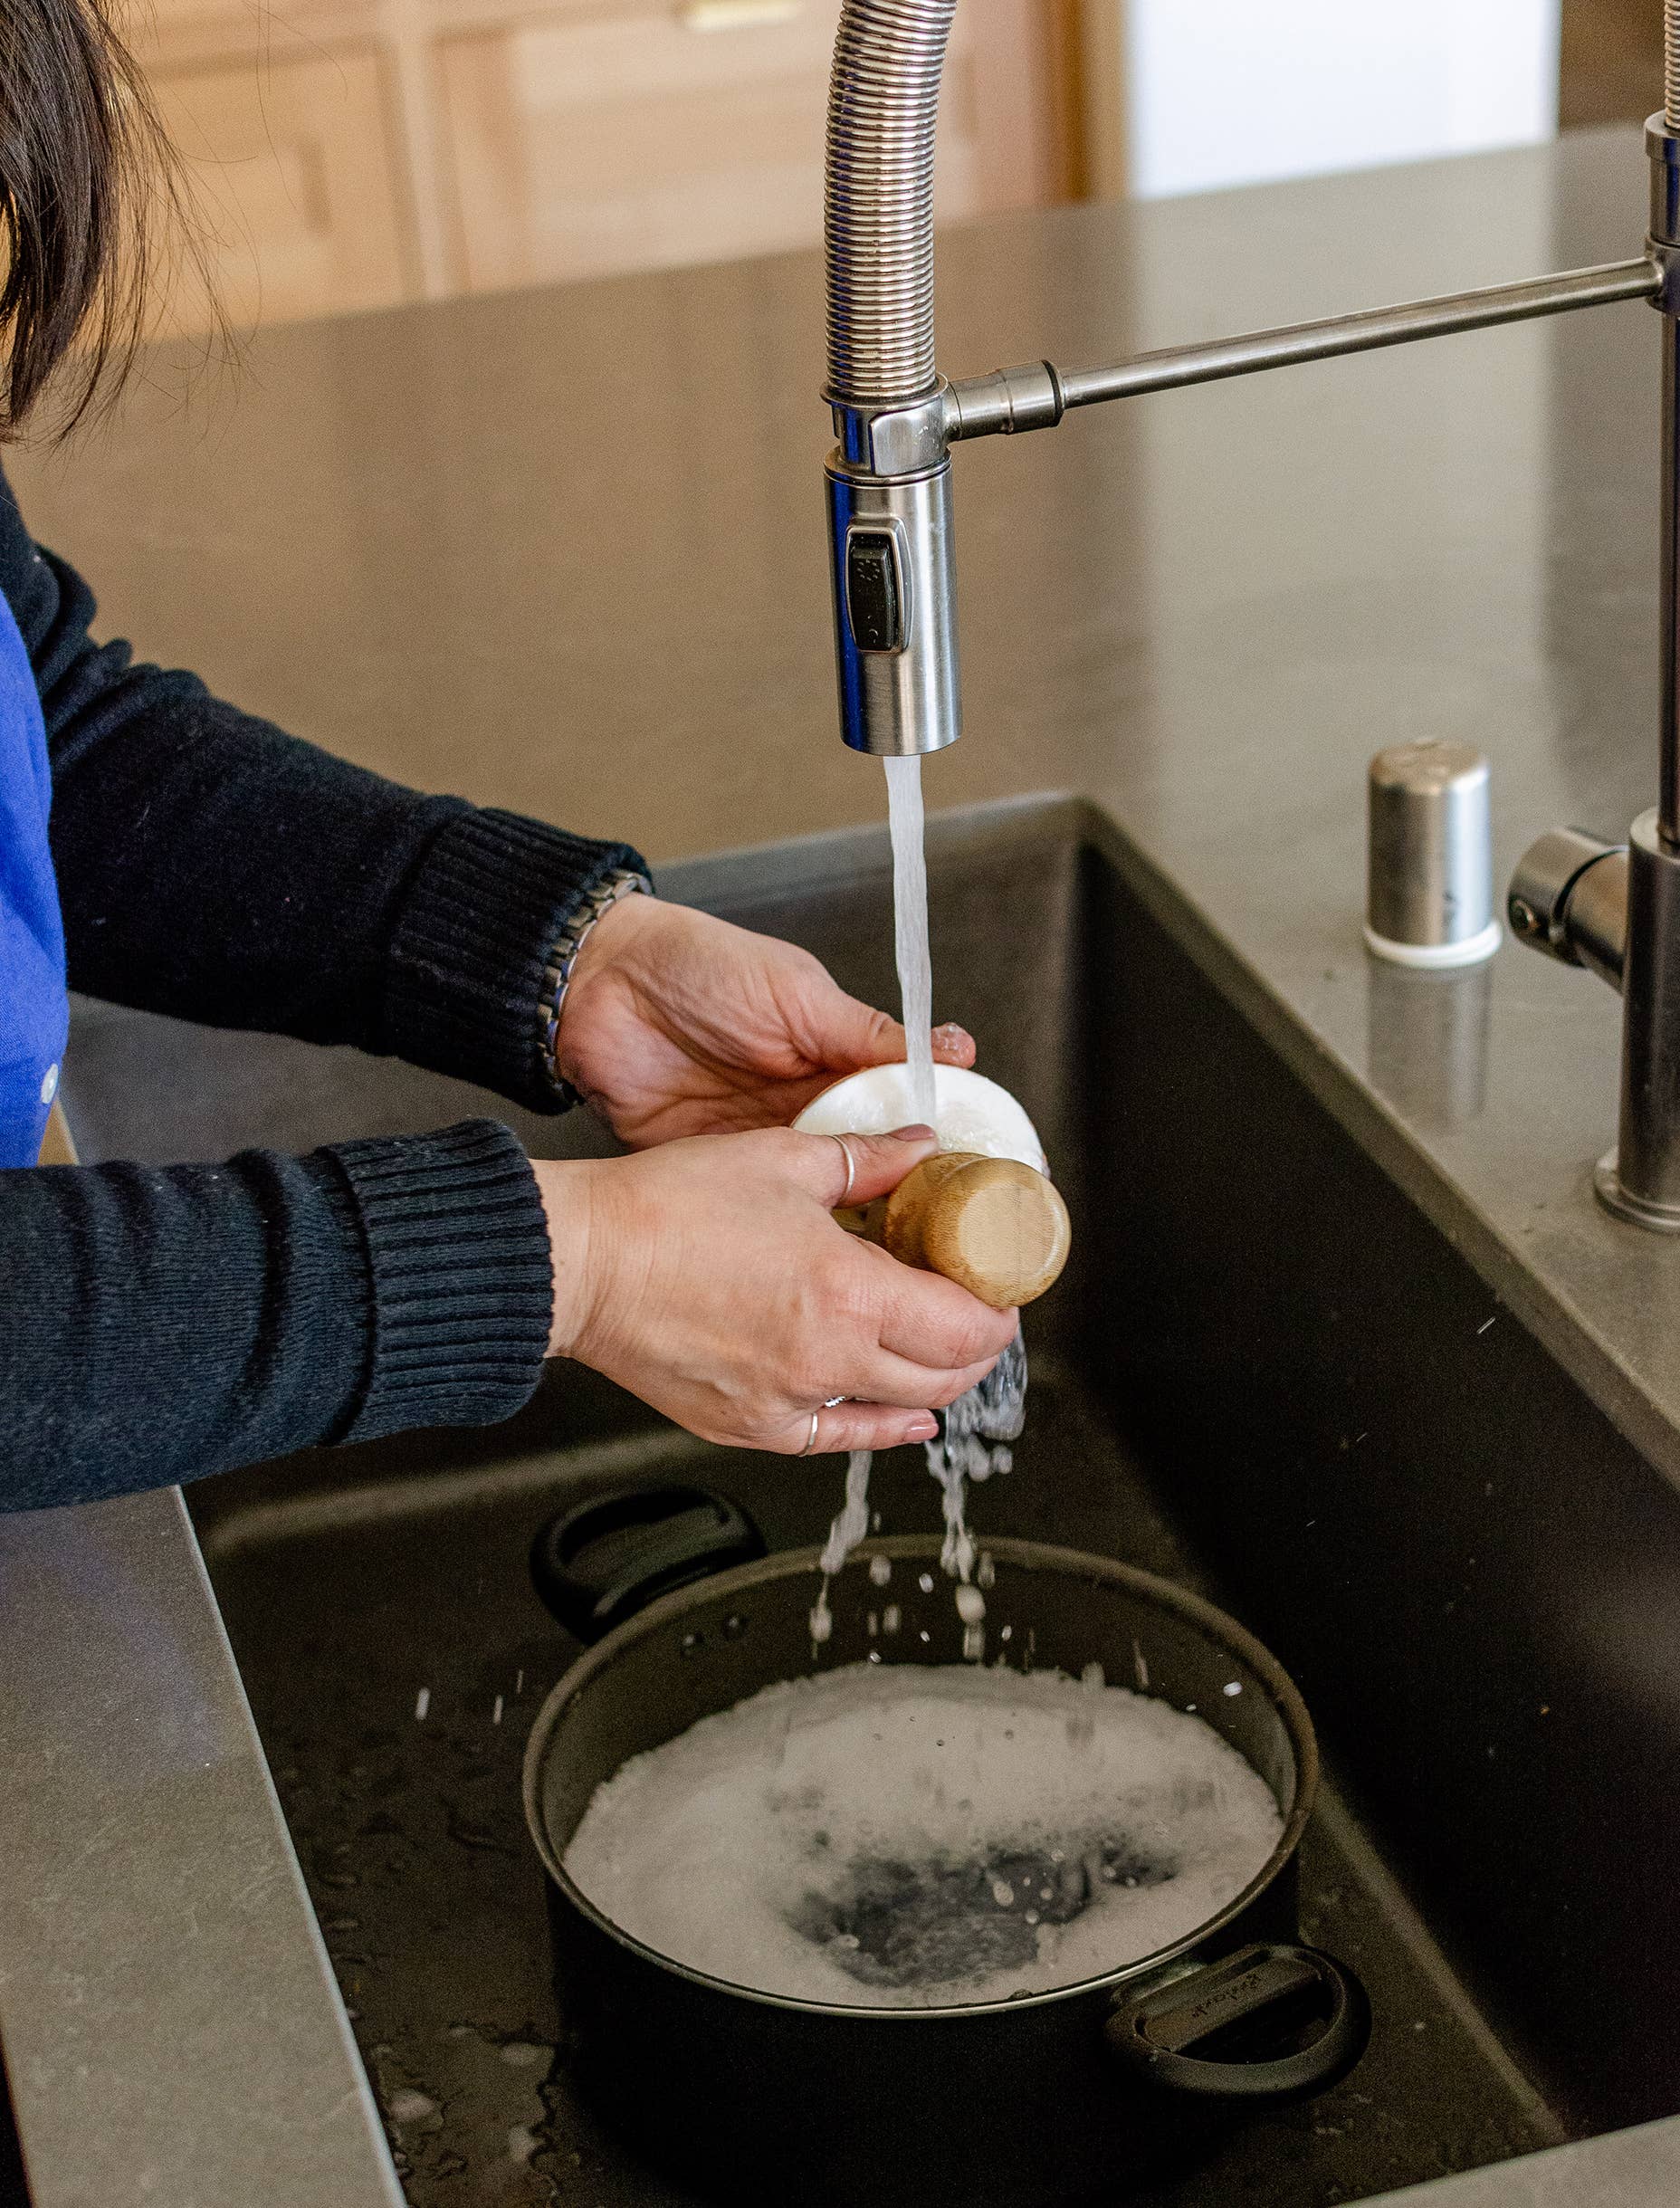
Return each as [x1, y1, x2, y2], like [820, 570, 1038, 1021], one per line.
[0, 588, 66, 1167]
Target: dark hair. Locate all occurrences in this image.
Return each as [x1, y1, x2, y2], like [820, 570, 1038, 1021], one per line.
[0, 0, 211, 435]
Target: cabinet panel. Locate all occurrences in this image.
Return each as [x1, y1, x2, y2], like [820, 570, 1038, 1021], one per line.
[436, 0, 1056, 294]
[151, 50, 416, 330]
[133, 0, 374, 71]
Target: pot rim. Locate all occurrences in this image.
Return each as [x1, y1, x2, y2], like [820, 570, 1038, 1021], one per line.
[522, 1534, 1319, 2021]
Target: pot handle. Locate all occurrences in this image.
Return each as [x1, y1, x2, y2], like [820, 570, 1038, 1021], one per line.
[531, 1484, 766, 1643]
[1104, 1943, 1370, 2101]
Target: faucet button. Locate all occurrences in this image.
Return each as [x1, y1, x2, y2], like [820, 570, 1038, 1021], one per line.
[845, 530, 905, 653]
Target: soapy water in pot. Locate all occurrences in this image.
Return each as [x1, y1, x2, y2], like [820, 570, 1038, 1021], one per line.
[563, 1661, 1283, 2008]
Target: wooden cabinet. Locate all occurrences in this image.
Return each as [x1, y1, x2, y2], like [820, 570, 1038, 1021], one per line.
[150, 50, 416, 327]
[435, 0, 1069, 295]
[438, 2, 861, 292]
[129, 0, 1077, 330]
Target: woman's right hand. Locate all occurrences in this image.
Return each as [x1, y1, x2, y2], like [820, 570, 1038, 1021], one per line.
[531, 1125, 1018, 1456]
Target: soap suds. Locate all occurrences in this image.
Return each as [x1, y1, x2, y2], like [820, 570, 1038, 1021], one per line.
[564, 1661, 1281, 2009]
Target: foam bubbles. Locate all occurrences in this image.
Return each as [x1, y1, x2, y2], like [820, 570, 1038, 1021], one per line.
[563, 1662, 1283, 2010]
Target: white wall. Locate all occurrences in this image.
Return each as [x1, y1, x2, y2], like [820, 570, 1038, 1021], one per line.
[1106, 0, 1561, 201]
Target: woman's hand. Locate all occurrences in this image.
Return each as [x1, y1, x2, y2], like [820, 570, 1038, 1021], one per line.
[553, 894, 972, 1147]
[533, 1124, 1017, 1455]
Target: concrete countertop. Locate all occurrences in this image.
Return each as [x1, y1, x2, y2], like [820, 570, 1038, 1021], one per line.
[4, 124, 1679, 2206]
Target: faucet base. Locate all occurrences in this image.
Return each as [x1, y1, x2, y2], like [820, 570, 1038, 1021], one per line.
[1594, 1148, 1680, 1229]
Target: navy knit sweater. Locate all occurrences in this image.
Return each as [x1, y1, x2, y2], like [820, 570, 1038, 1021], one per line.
[0, 469, 647, 1511]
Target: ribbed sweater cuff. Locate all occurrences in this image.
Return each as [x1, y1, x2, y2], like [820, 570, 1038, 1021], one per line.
[308, 1119, 553, 1443]
[384, 808, 651, 1115]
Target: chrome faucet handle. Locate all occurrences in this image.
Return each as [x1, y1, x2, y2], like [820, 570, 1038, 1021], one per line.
[1507, 829, 1629, 988]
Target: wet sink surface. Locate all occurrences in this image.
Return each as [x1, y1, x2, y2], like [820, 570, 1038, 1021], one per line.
[129, 798, 1680, 2205]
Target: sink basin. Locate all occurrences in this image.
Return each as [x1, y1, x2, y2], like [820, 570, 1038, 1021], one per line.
[62, 796, 1680, 2205]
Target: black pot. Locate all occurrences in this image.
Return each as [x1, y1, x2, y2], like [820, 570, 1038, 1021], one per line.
[523, 1492, 1368, 2207]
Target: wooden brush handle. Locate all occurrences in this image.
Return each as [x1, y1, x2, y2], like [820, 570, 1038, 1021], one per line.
[874, 1152, 1071, 1309]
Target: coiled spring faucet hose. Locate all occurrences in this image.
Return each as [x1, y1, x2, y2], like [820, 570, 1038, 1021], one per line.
[825, 0, 956, 406]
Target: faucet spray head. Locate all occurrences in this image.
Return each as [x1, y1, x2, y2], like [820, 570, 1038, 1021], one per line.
[826, 453, 959, 757]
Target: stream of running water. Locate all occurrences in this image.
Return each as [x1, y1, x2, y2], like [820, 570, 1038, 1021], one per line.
[884, 755, 936, 1127]
[809, 758, 1028, 1659]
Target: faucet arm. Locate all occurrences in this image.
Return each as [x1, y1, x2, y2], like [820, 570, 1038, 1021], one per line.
[944, 260, 1661, 443]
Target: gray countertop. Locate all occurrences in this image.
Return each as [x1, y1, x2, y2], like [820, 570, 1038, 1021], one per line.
[5, 123, 1680, 2206]
[0, 1490, 405, 2208]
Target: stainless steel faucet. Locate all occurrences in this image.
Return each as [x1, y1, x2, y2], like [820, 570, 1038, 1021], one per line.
[822, 0, 1680, 1231]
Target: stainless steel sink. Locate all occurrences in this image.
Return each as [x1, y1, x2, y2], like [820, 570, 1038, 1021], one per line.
[62, 795, 1680, 2205]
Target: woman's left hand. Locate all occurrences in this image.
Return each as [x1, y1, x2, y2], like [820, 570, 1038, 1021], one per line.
[552, 894, 974, 1147]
